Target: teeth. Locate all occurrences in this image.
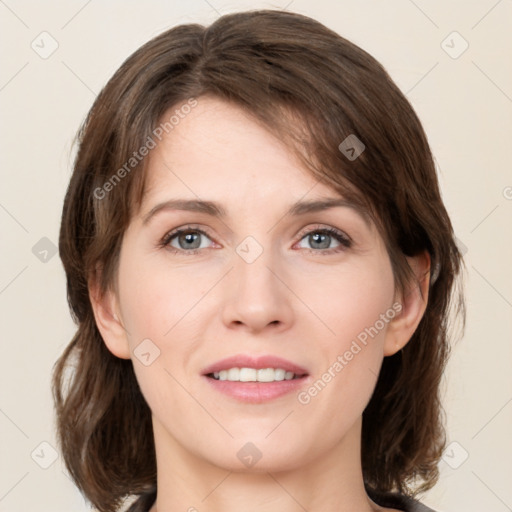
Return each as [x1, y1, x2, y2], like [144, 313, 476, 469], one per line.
[227, 368, 240, 380]
[240, 368, 257, 381]
[274, 369, 286, 381]
[210, 368, 298, 382]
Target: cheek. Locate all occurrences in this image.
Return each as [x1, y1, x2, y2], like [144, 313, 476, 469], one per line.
[117, 253, 211, 343]
[295, 257, 395, 435]
[302, 252, 395, 350]
[115, 260, 204, 414]
[115, 251, 220, 398]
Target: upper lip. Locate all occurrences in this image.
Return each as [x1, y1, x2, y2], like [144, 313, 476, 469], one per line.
[201, 354, 309, 376]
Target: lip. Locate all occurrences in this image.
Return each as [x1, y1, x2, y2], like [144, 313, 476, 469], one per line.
[204, 378, 309, 403]
[201, 354, 309, 376]
[201, 354, 310, 404]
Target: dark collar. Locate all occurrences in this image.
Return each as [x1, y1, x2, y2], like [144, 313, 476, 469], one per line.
[366, 487, 439, 512]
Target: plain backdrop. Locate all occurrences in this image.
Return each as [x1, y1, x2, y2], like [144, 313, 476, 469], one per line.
[1, 1, 511, 511]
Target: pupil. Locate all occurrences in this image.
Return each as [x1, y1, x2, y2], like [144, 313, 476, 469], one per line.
[311, 233, 329, 249]
[180, 232, 200, 249]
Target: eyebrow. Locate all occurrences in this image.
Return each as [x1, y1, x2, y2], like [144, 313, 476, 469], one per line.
[142, 197, 370, 226]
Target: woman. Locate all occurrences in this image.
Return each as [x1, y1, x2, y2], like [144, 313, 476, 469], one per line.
[52, 9, 464, 512]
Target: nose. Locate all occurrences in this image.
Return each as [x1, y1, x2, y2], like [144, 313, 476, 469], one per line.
[220, 240, 294, 334]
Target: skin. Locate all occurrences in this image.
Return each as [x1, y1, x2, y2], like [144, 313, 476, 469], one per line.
[90, 96, 430, 512]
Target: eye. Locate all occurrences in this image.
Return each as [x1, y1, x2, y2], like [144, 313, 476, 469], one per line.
[160, 226, 215, 254]
[159, 224, 352, 256]
[295, 226, 351, 254]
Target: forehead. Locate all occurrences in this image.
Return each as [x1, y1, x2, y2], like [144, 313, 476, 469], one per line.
[140, 96, 341, 209]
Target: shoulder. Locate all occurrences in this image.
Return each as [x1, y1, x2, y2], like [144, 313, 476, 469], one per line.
[367, 487, 439, 512]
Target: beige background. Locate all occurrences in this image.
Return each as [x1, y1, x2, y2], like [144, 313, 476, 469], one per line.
[1, 1, 511, 511]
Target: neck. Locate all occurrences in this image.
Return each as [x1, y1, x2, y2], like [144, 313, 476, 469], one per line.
[148, 415, 383, 512]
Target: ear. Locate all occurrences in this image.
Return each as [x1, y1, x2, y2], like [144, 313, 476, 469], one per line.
[88, 270, 131, 360]
[383, 251, 431, 356]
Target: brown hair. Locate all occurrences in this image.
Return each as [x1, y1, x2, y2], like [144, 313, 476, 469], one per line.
[52, 9, 465, 512]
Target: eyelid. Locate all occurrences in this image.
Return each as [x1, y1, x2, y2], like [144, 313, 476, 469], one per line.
[159, 224, 216, 248]
[293, 224, 352, 255]
[295, 223, 352, 244]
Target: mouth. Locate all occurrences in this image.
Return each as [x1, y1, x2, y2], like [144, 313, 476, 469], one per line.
[201, 355, 310, 403]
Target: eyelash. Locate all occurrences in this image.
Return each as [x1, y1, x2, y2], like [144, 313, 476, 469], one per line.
[159, 224, 352, 256]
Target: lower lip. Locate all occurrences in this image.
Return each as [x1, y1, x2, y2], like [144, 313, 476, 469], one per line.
[203, 375, 309, 403]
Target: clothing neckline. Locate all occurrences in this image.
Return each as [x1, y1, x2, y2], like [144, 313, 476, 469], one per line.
[366, 487, 438, 512]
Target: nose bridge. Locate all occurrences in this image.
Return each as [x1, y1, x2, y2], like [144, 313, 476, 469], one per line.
[222, 233, 293, 331]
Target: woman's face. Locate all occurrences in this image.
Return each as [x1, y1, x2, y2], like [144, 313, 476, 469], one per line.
[101, 96, 405, 472]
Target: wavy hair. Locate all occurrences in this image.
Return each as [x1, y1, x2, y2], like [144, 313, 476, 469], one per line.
[52, 9, 465, 512]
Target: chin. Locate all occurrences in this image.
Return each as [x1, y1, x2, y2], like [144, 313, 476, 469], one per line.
[199, 434, 314, 474]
